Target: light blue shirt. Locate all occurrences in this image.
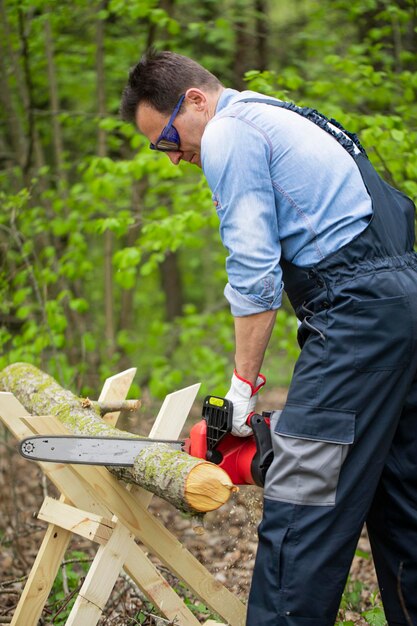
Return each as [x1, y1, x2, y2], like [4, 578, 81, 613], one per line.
[201, 89, 372, 316]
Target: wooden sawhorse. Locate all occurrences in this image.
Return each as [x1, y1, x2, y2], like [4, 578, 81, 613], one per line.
[0, 368, 246, 626]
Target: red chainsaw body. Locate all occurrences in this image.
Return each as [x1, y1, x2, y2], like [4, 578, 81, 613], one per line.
[184, 420, 257, 485]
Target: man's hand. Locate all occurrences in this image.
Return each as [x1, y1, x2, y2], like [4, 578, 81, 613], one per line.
[225, 370, 266, 436]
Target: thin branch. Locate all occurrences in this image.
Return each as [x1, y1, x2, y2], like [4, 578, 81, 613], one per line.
[81, 398, 142, 414]
[44, 13, 67, 182]
[16, 5, 35, 178]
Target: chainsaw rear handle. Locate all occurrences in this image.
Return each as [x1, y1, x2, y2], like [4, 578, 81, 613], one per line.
[249, 412, 274, 487]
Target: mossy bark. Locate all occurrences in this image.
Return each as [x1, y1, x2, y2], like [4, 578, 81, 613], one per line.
[0, 362, 236, 514]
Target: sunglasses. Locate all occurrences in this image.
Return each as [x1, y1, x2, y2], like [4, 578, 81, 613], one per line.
[149, 94, 185, 152]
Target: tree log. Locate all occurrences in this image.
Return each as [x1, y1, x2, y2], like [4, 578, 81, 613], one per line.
[0, 363, 237, 514]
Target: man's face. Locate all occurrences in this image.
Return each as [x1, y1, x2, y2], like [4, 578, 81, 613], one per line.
[136, 88, 214, 169]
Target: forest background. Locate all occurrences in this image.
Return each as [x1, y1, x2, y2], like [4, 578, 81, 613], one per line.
[1, 0, 417, 400]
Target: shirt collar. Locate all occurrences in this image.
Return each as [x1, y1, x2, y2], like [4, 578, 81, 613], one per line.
[215, 88, 241, 114]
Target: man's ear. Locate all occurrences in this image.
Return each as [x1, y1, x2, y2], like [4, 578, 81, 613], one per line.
[184, 88, 207, 110]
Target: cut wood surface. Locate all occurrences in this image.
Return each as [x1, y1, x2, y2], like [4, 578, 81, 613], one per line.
[0, 362, 237, 513]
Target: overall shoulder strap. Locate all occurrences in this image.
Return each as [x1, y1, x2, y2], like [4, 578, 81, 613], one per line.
[235, 97, 367, 158]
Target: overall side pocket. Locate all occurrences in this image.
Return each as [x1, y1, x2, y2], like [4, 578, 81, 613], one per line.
[353, 295, 412, 372]
[264, 404, 355, 506]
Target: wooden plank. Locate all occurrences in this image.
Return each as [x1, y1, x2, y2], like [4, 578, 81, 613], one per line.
[66, 516, 134, 625]
[0, 395, 71, 626]
[38, 497, 115, 544]
[123, 546, 201, 626]
[10, 514, 71, 626]
[65, 521, 134, 626]
[148, 383, 200, 439]
[0, 391, 31, 437]
[98, 368, 136, 426]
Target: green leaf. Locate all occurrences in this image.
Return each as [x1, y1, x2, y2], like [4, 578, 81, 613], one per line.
[69, 298, 89, 313]
[391, 129, 405, 142]
[362, 607, 386, 626]
[13, 288, 31, 307]
[355, 548, 371, 559]
[113, 247, 142, 270]
[16, 305, 31, 320]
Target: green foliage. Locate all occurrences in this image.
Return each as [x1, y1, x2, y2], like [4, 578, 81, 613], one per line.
[337, 572, 387, 626]
[340, 577, 366, 613]
[362, 607, 387, 626]
[1, 0, 414, 404]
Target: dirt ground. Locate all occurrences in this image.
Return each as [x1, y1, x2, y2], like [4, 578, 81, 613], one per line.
[0, 388, 382, 625]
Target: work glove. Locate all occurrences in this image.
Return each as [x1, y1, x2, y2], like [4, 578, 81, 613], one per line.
[225, 370, 266, 437]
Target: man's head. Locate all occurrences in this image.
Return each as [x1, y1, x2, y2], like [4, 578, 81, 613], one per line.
[120, 49, 224, 168]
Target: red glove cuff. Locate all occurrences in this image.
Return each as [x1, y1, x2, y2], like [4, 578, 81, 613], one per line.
[233, 369, 266, 396]
[245, 411, 256, 426]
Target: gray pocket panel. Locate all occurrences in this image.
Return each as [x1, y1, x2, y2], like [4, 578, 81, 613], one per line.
[264, 404, 355, 506]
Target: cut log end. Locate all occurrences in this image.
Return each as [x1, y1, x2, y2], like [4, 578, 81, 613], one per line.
[184, 462, 239, 512]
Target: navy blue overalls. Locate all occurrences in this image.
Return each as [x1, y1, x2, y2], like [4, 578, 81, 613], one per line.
[240, 99, 417, 626]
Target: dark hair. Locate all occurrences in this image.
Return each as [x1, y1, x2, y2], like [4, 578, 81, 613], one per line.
[120, 48, 223, 123]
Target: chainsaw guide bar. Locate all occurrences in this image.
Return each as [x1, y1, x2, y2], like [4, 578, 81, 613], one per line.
[19, 435, 184, 466]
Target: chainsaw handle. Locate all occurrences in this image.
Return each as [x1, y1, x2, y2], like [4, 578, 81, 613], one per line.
[202, 396, 233, 454]
[249, 412, 274, 487]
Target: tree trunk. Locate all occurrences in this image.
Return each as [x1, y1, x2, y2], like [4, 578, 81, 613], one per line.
[119, 180, 144, 335]
[96, 5, 115, 359]
[16, 5, 36, 180]
[0, 2, 27, 171]
[0, 0, 45, 175]
[44, 13, 67, 184]
[160, 251, 184, 321]
[0, 363, 236, 514]
[255, 0, 268, 71]
[232, 0, 250, 90]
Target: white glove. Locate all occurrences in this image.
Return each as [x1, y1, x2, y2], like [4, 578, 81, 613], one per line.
[225, 370, 266, 437]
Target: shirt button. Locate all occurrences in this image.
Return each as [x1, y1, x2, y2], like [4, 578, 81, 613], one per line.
[322, 300, 330, 309]
[307, 270, 316, 279]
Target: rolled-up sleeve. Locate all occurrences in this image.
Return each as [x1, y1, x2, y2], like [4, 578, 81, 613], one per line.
[202, 115, 283, 316]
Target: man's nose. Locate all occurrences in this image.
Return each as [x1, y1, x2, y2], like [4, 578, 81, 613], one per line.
[166, 151, 182, 165]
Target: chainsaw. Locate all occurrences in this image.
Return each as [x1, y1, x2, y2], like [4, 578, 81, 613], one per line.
[18, 396, 274, 487]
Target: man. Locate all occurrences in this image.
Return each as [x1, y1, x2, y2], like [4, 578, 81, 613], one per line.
[120, 49, 417, 626]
